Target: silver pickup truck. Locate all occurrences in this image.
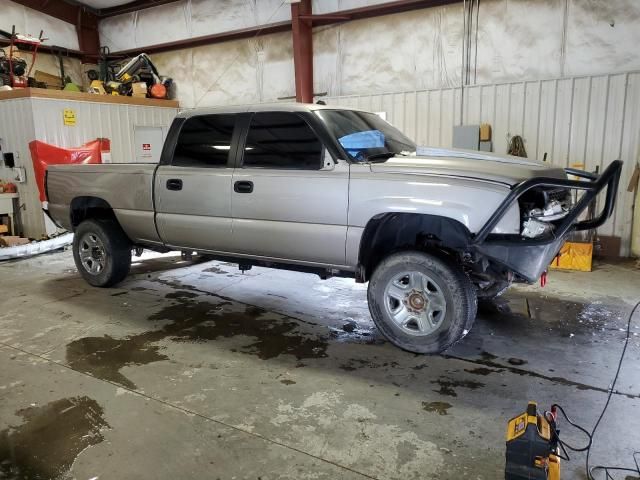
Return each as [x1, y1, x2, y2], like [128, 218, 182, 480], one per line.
[45, 103, 622, 354]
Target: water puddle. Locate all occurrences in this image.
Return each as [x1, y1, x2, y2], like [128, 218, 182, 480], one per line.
[422, 401, 452, 416]
[482, 291, 625, 338]
[0, 396, 108, 480]
[67, 334, 169, 389]
[66, 294, 329, 388]
[431, 377, 485, 397]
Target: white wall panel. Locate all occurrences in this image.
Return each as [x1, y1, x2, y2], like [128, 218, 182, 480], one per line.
[523, 81, 541, 159]
[565, 0, 640, 77]
[96, 1, 640, 109]
[493, 84, 510, 155]
[326, 70, 640, 256]
[3, 0, 79, 50]
[537, 80, 557, 164]
[476, 0, 564, 81]
[150, 32, 295, 108]
[99, 0, 290, 52]
[29, 99, 178, 164]
[312, 0, 396, 14]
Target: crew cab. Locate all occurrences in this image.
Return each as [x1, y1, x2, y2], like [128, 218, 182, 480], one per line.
[45, 103, 622, 354]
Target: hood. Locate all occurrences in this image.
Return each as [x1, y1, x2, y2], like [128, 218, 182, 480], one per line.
[369, 147, 567, 185]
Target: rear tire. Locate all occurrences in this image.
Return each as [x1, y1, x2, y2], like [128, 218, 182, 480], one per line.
[73, 219, 132, 287]
[367, 251, 477, 354]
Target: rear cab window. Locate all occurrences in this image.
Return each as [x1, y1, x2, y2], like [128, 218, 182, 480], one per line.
[173, 114, 237, 168]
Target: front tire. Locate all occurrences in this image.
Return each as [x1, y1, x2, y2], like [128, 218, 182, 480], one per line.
[367, 251, 477, 354]
[73, 219, 132, 287]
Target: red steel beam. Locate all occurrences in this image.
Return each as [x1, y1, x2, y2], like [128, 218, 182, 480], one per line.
[0, 37, 85, 59]
[326, 0, 460, 21]
[108, 21, 292, 57]
[76, 8, 100, 63]
[300, 0, 460, 26]
[291, 0, 313, 103]
[107, 0, 460, 58]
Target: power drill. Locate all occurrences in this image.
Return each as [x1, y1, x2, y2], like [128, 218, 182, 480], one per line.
[505, 402, 561, 480]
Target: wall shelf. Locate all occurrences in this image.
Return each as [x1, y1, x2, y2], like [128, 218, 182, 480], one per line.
[0, 87, 179, 108]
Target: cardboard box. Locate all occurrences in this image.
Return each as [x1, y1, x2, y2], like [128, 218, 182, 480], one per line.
[131, 82, 148, 98]
[0, 236, 30, 247]
[34, 70, 63, 89]
[480, 123, 492, 141]
[595, 235, 621, 258]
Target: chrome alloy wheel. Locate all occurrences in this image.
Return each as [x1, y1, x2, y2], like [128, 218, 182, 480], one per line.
[383, 271, 447, 336]
[78, 233, 107, 275]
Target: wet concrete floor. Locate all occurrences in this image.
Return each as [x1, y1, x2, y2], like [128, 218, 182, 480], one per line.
[0, 250, 639, 479]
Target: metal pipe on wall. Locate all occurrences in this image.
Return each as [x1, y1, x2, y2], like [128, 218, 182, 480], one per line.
[460, 0, 480, 125]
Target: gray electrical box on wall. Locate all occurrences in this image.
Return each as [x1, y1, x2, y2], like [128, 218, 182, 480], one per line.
[452, 125, 480, 150]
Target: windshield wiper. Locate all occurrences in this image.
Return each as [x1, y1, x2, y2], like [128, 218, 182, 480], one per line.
[364, 152, 397, 162]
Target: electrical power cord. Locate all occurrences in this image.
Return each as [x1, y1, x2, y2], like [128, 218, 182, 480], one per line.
[545, 404, 592, 461]
[544, 300, 640, 479]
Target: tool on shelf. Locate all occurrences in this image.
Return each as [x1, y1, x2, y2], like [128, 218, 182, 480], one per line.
[0, 26, 46, 88]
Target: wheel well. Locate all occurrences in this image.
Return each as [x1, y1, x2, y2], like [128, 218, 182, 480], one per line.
[69, 196, 118, 229]
[357, 213, 471, 282]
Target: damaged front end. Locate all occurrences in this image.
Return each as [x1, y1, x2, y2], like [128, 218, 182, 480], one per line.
[520, 187, 572, 239]
[472, 160, 622, 283]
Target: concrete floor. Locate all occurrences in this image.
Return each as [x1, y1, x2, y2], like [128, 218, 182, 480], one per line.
[0, 250, 639, 480]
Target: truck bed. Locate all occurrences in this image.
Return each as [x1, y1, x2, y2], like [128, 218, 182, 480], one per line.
[47, 163, 160, 244]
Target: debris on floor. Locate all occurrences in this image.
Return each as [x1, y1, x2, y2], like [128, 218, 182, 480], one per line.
[0, 235, 30, 247]
[0, 232, 72, 261]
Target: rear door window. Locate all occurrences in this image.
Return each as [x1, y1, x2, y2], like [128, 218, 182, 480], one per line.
[173, 114, 236, 167]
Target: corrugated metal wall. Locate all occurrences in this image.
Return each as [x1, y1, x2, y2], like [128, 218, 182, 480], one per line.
[326, 71, 640, 257]
[30, 99, 178, 164]
[0, 98, 178, 239]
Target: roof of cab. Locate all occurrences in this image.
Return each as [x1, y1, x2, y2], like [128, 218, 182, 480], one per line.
[176, 102, 368, 118]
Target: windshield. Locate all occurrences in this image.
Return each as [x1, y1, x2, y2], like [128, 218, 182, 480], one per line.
[316, 109, 416, 161]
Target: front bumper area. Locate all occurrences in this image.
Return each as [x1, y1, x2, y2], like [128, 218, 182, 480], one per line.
[471, 160, 623, 283]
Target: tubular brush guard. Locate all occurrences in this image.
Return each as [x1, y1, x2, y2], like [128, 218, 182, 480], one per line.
[472, 160, 623, 283]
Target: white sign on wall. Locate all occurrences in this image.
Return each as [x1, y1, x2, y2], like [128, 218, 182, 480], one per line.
[134, 126, 164, 163]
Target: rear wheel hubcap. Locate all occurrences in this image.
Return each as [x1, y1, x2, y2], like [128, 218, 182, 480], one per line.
[79, 233, 106, 275]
